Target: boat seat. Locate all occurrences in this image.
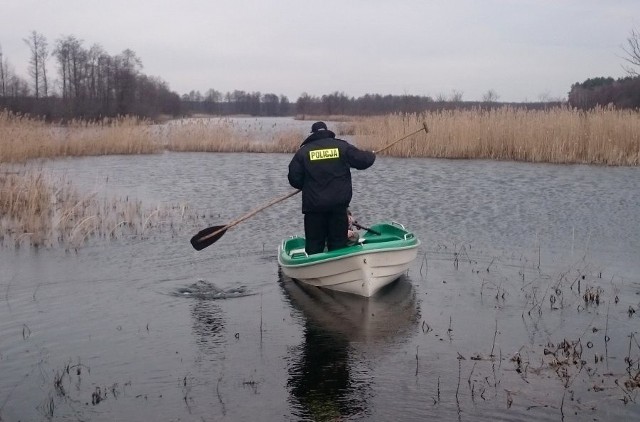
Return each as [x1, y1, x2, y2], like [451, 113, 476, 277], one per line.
[289, 247, 308, 258]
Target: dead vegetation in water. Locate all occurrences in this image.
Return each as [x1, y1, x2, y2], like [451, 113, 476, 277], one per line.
[0, 170, 196, 249]
[417, 244, 640, 417]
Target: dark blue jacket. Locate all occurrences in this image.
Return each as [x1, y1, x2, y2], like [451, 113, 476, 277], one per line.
[288, 130, 375, 213]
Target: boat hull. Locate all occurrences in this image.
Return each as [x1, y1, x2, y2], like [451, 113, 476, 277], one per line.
[278, 222, 420, 297]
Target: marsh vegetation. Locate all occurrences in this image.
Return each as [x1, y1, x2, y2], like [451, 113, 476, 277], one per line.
[1, 107, 638, 248]
[2, 107, 639, 164]
[0, 170, 194, 249]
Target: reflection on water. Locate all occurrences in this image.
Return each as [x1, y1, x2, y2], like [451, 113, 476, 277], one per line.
[287, 316, 361, 421]
[280, 270, 420, 420]
[190, 299, 226, 356]
[280, 271, 419, 346]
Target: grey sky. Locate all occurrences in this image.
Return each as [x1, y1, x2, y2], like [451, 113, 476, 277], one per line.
[1, 0, 638, 102]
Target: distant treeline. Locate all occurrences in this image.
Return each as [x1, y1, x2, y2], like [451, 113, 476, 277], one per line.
[568, 76, 640, 109]
[170, 90, 564, 117]
[0, 34, 182, 120]
[1, 31, 639, 121]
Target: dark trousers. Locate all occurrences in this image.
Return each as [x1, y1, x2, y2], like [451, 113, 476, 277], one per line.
[304, 208, 348, 254]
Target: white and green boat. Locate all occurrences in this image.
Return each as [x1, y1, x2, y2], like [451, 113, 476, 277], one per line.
[278, 221, 420, 297]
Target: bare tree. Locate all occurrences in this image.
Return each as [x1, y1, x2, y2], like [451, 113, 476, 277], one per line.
[296, 92, 313, 115]
[23, 31, 49, 97]
[0, 44, 6, 96]
[8, 73, 29, 97]
[54, 35, 86, 100]
[39, 38, 49, 96]
[205, 88, 221, 103]
[86, 44, 106, 99]
[450, 89, 464, 102]
[0, 45, 29, 98]
[279, 95, 290, 115]
[537, 91, 564, 103]
[262, 93, 280, 115]
[622, 28, 640, 76]
[482, 89, 499, 103]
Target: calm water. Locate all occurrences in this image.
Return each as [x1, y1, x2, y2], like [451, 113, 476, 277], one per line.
[1, 149, 639, 421]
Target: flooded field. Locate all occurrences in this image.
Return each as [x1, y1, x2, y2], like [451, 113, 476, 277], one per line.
[1, 151, 639, 421]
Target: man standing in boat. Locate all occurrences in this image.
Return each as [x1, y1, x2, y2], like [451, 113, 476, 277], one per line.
[288, 121, 375, 254]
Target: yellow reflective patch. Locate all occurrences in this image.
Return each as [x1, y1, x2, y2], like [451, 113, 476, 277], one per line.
[309, 148, 340, 161]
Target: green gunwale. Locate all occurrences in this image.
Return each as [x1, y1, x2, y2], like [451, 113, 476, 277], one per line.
[278, 222, 420, 267]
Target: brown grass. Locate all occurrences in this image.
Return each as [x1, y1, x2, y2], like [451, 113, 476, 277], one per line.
[354, 106, 640, 165]
[0, 111, 158, 163]
[0, 170, 191, 249]
[0, 171, 50, 245]
[3, 107, 638, 165]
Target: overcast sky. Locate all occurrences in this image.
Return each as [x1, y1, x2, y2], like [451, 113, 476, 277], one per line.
[1, 0, 638, 102]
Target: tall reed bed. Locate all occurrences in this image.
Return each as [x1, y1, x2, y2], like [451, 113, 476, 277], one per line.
[0, 111, 158, 163]
[2, 107, 639, 165]
[355, 107, 640, 165]
[0, 170, 188, 249]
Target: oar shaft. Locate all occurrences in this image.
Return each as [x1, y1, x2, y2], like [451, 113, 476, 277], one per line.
[353, 222, 381, 235]
[200, 189, 301, 242]
[374, 122, 429, 155]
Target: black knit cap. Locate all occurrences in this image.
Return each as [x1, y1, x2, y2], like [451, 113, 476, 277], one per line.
[311, 121, 327, 133]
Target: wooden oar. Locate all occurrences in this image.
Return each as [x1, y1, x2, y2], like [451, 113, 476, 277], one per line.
[374, 122, 429, 154]
[190, 190, 300, 250]
[190, 122, 429, 251]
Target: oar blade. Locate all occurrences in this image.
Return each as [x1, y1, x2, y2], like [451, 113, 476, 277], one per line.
[190, 225, 227, 251]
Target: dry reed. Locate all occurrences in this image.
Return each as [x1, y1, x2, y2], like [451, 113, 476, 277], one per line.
[0, 170, 189, 249]
[354, 106, 640, 165]
[2, 107, 639, 165]
[0, 111, 158, 163]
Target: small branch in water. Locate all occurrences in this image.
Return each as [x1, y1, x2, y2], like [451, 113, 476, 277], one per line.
[216, 377, 226, 415]
[22, 324, 31, 340]
[456, 359, 462, 417]
[468, 361, 477, 402]
[486, 257, 495, 272]
[419, 251, 428, 277]
[605, 300, 611, 362]
[140, 209, 159, 236]
[32, 282, 42, 301]
[490, 320, 498, 359]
